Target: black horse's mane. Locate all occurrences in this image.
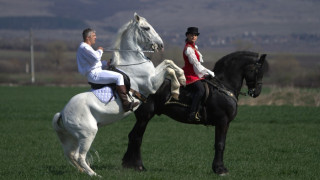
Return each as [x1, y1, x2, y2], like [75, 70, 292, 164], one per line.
[213, 51, 259, 74]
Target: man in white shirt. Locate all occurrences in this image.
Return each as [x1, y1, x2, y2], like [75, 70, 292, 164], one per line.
[76, 28, 139, 112]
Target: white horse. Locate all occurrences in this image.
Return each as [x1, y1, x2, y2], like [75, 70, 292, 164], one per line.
[52, 13, 186, 177]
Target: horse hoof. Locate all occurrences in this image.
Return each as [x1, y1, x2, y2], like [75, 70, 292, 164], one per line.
[94, 173, 102, 178]
[172, 93, 179, 100]
[218, 172, 229, 176]
[135, 165, 146, 171]
[178, 77, 186, 86]
[122, 162, 146, 172]
[213, 166, 228, 176]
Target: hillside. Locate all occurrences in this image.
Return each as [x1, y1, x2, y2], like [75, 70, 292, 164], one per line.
[0, 0, 320, 52]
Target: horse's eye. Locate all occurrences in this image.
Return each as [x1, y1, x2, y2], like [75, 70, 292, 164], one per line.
[142, 26, 150, 31]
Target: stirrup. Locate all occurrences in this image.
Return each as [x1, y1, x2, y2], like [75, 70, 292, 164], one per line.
[130, 101, 140, 110]
[124, 101, 139, 112]
[187, 112, 201, 122]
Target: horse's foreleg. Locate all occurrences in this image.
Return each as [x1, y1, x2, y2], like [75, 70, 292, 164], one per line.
[165, 68, 180, 99]
[162, 59, 186, 86]
[122, 102, 155, 171]
[154, 62, 181, 99]
[212, 119, 230, 176]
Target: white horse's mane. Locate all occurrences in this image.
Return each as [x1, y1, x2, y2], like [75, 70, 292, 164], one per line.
[111, 20, 135, 65]
[113, 20, 133, 50]
[111, 14, 150, 66]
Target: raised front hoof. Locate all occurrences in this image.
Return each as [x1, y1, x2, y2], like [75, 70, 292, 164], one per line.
[122, 162, 146, 172]
[213, 166, 229, 176]
[171, 93, 179, 100]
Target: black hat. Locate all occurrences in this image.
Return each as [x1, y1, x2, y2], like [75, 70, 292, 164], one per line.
[185, 27, 200, 36]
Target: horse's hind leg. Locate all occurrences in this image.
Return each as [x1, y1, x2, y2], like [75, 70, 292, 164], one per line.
[54, 124, 84, 172]
[77, 130, 99, 177]
[62, 135, 83, 172]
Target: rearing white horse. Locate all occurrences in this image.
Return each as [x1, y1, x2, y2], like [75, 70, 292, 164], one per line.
[52, 13, 186, 177]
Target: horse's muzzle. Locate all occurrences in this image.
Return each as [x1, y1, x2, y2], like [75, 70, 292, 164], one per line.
[248, 88, 256, 97]
[152, 43, 163, 52]
[248, 83, 262, 98]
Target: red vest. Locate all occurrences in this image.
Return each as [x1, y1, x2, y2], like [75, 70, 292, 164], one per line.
[182, 42, 204, 85]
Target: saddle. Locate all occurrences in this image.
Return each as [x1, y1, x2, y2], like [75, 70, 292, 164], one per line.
[89, 66, 147, 104]
[164, 76, 237, 123]
[164, 79, 209, 123]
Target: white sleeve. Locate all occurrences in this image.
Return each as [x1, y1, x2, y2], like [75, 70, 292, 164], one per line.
[185, 47, 208, 78]
[207, 69, 215, 77]
[82, 46, 103, 63]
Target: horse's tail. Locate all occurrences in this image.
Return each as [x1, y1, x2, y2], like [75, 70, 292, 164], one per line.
[52, 112, 64, 132]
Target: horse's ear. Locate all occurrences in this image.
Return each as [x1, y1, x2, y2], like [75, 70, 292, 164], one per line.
[134, 12, 140, 22]
[259, 54, 266, 64]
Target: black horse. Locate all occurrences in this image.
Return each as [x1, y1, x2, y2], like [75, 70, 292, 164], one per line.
[122, 51, 267, 175]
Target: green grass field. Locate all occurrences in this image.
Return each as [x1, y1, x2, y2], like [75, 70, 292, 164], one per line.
[0, 86, 319, 180]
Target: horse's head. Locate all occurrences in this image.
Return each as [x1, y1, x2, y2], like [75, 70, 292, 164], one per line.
[112, 13, 164, 65]
[244, 54, 267, 97]
[114, 13, 163, 52]
[132, 13, 164, 52]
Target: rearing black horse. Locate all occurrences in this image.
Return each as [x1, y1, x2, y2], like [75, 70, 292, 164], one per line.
[122, 51, 267, 175]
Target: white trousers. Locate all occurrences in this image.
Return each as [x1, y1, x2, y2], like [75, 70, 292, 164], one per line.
[87, 69, 124, 86]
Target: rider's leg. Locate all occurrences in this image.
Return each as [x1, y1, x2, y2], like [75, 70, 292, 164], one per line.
[87, 69, 139, 112]
[187, 80, 205, 121]
[116, 85, 139, 112]
[87, 69, 124, 85]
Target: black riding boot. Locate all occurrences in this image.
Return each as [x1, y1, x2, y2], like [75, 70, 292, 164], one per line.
[187, 104, 201, 122]
[187, 81, 205, 122]
[116, 85, 139, 112]
[187, 90, 202, 122]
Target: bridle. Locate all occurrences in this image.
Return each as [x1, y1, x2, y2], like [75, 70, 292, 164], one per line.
[244, 61, 263, 97]
[105, 27, 160, 67]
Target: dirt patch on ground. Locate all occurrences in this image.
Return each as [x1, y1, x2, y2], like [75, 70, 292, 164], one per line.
[239, 86, 320, 107]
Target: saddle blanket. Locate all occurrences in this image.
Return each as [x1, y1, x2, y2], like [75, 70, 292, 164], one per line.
[91, 86, 115, 104]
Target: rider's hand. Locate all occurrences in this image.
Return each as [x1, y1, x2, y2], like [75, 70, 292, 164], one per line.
[98, 47, 103, 51]
[207, 70, 215, 78]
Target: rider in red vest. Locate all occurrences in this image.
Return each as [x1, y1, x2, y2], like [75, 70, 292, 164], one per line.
[182, 27, 215, 121]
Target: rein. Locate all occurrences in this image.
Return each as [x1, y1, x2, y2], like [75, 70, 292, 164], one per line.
[239, 91, 247, 96]
[104, 49, 155, 53]
[204, 78, 238, 103]
[116, 59, 151, 67]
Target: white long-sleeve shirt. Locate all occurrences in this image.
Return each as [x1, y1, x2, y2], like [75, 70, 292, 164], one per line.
[184, 45, 215, 78]
[76, 42, 104, 75]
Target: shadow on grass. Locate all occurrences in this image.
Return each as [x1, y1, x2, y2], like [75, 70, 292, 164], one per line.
[44, 165, 71, 175]
[92, 163, 119, 171]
